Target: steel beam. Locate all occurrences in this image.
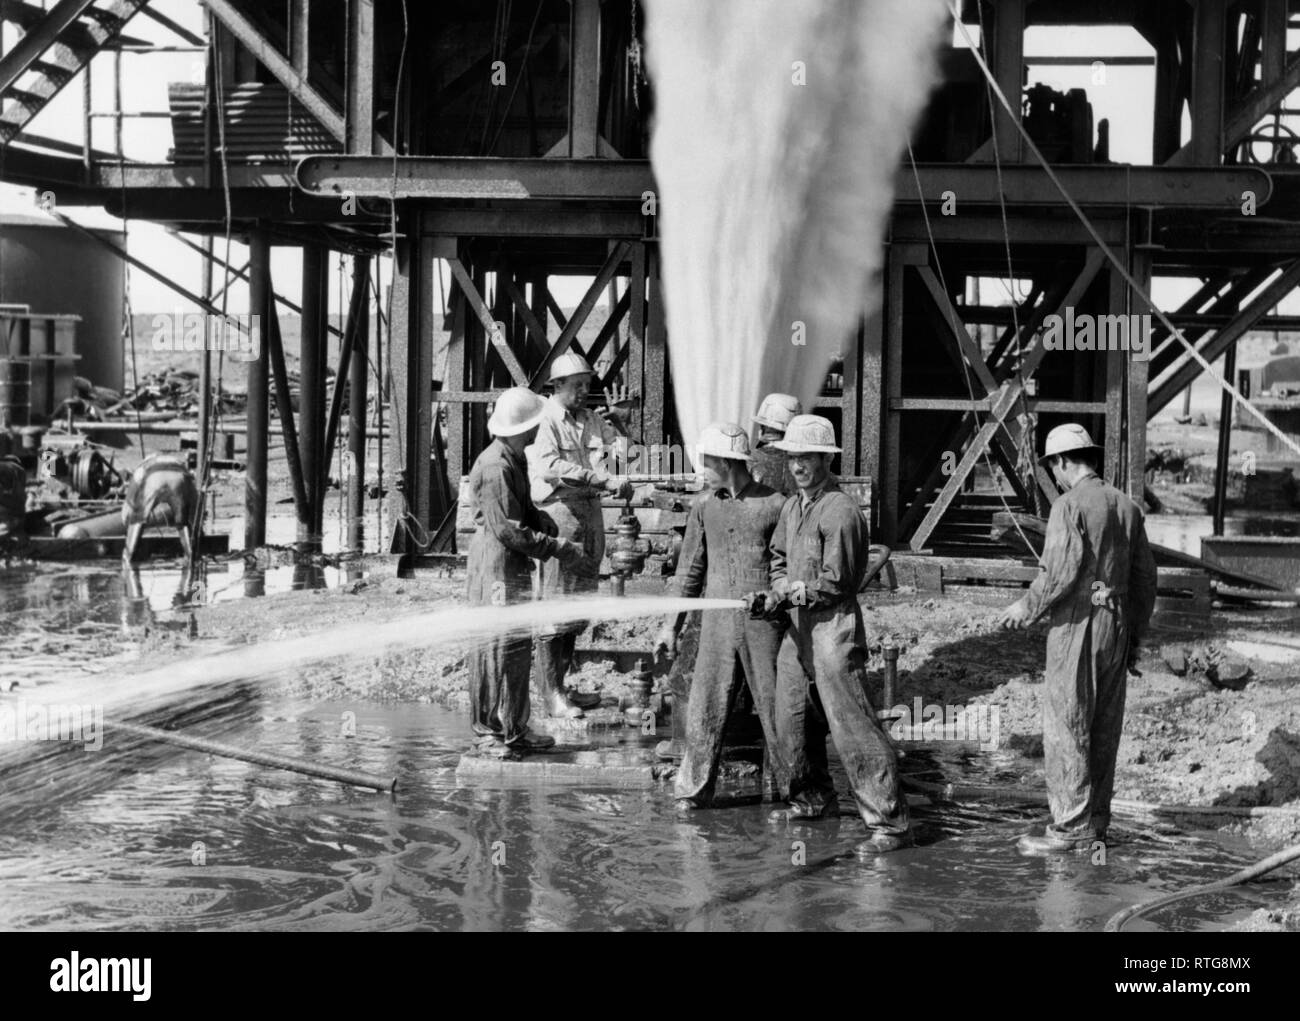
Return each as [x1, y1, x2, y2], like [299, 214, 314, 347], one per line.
[1212, 339, 1238, 535]
[643, 245, 667, 451]
[528, 241, 630, 385]
[266, 300, 313, 532]
[1127, 250, 1153, 501]
[0, 0, 95, 94]
[296, 158, 1271, 211]
[991, 0, 1025, 163]
[291, 0, 310, 75]
[298, 156, 655, 201]
[498, 270, 551, 363]
[386, 218, 434, 552]
[324, 258, 371, 473]
[299, 244, 328, 542]
[345, 0, 375, 154]
[245, 228, 271, 551]
[896, 165, 1271, 208]
[202, 0, 347, 144]
[562, 0, 601, 158]
[1262, 0, 1287, 85]
[348, 257, 371, 552]
[627, 246, 646, 444]
[917, 266, 997, 393]
[1149, 259, 1300, 414]
[447, 258, 529, 386]
[1187, 0, 1226, 165]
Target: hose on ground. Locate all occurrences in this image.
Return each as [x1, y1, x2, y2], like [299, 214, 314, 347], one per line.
[901, 774, 1300, 932]
[1105, 842, 1300, 932]
[901, 774, 1300, 819]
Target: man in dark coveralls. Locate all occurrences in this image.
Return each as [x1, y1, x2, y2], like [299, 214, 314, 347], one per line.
[467, 386, 582, 760]
[749, 392, 801, 495]
[760, 415, 912, 855]
[998, 423, 1157, 854]
[653, 422, 790, 810]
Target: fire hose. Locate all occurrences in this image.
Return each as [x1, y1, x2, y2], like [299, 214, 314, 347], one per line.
[1105, 841, 1300, 932]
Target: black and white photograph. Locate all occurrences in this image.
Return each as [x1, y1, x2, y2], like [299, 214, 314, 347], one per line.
[0, 0, 1297, 966]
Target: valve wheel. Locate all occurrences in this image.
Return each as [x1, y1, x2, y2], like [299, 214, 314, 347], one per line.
[1242, 119, 1300, 165]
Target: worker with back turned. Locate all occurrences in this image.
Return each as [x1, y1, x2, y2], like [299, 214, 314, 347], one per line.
[998, 423, 1156, 854]
[467, 386, 582, 760]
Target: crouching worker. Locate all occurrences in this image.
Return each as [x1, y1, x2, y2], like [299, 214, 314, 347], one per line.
[998, 424, 1156, 854]
[467, 387, 582, 760]
[653, 423, 789, 811]
[758, 415, 911, 855]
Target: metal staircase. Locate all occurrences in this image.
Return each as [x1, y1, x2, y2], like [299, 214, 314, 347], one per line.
[0, 0, 152, 145]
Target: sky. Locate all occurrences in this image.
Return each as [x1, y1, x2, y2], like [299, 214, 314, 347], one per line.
[0, 7, 1295, 324]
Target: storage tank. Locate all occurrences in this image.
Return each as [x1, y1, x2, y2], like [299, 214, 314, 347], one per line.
[0, 213, 125, 391]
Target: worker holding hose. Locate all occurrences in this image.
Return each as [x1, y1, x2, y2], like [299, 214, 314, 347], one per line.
[468, 387, 583, 760]
[653, 396, 799, 766]
[998, 423, 1157, 854]
[652, 422, 789, 810]
[528, 352, 634, 719]
[757, 415, 912, 855]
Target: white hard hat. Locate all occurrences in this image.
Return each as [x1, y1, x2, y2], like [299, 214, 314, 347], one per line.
[1039, 423, 1102, 465]
[487, 386, 547, 437]
[772, 414, 841, 454]
[548, 351, 595, 383]
[752, 393, 802, 431]
[696, 421, 752, 461]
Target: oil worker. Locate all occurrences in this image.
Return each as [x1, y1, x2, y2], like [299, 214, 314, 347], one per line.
[468, 386, 583, 759]
[997, 423, 1156, 854]
[529, 351, 634, 719]
[652, 422, 790, 810]
[758, 414, 911, 855]
[750, 393, 801, 494]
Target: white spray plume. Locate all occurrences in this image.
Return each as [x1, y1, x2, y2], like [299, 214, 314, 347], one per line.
[644, 0, 947, 454]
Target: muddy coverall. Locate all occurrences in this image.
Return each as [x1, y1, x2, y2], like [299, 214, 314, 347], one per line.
[1020, 474, 1157, 840]
[771, 481, 910, 836]
[670, 481, 790, 804]
[527, 397, 623, 702]
[467, 439, 561, 744]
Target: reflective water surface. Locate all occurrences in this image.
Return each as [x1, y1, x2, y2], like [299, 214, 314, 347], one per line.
[0, 699, 1278, 932]
[0, 551, 1287, 933]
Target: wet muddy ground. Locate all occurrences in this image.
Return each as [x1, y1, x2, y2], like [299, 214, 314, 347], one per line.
[4, 533, 1299, 930]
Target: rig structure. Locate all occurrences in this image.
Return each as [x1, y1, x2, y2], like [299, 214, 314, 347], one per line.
[2, 0, 1298, 577]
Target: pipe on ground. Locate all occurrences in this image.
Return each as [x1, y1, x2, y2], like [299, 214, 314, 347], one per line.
[112, 719, 395, 792]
